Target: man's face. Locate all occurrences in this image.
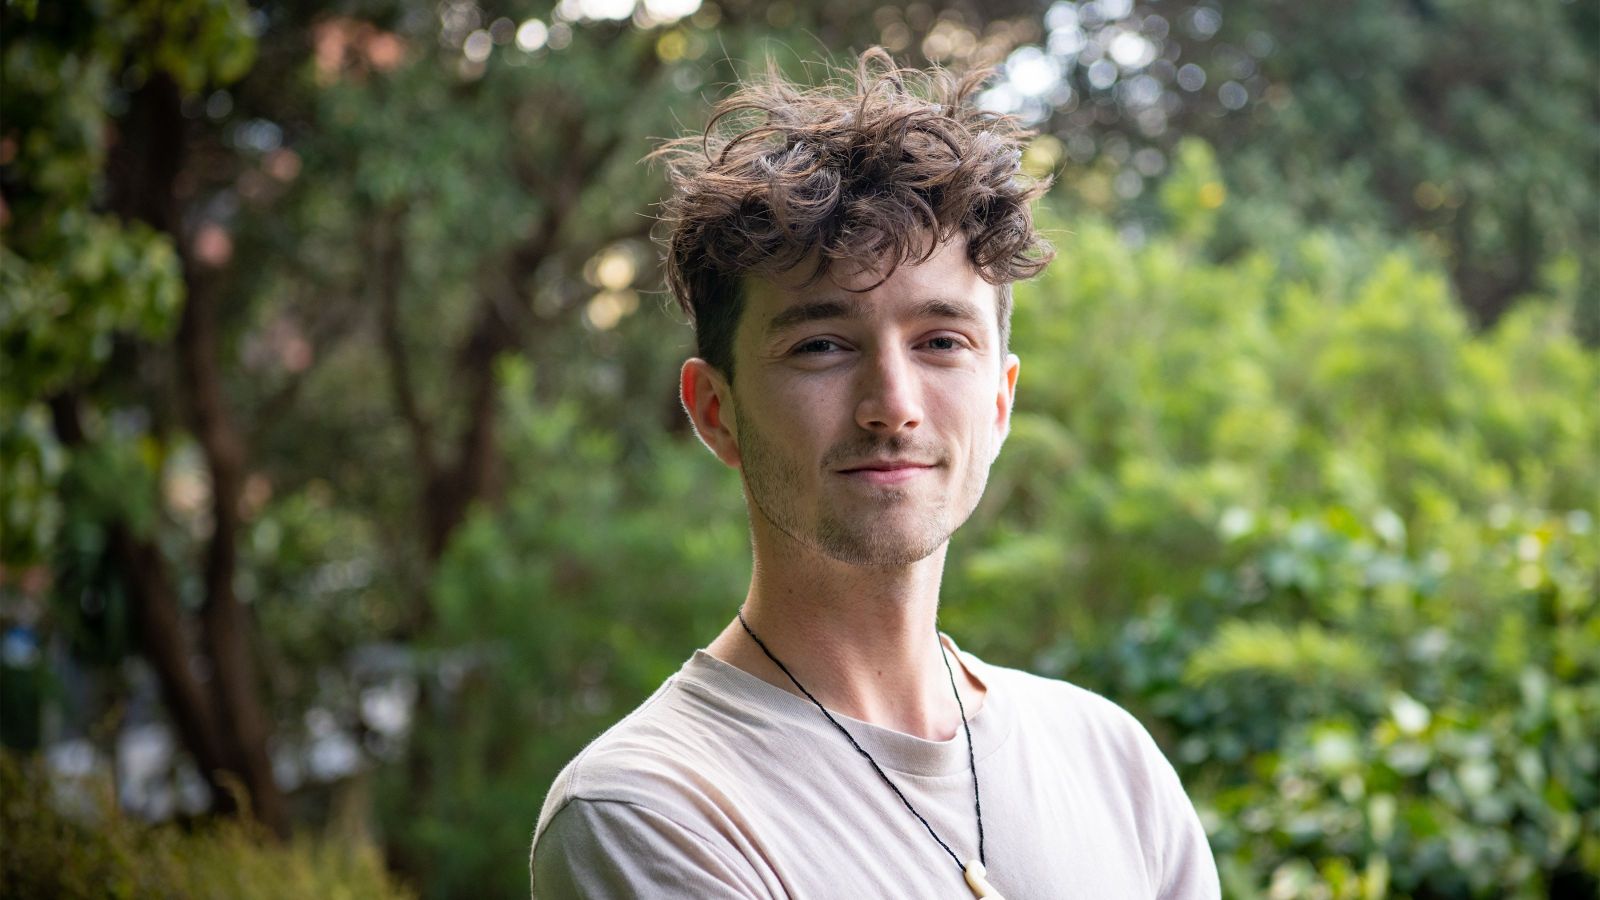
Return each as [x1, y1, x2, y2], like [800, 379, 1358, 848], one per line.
[701, 235, 1019, 567]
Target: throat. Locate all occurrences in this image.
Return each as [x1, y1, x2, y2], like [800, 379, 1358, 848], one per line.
[854, 668, 979, 741]
[708, 616, 986, 740]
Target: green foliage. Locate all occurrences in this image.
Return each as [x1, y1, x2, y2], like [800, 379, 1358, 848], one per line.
[0, 751, 413, 899]
[8, 0, 1596, 895]
[0, 0, 256, 566]
[0, 0, 255, 260]
[1165, 508, 1600, 899]
[409, 143, 1595, 898]
[1157, 139, 1229, 246]
[386, 357, 749, 899]
[937, 144, 1598, 896]
[1199, 0, 1600, 332]
[0, 407, 67, 565]
[944, 149, 1597, 659]
[0, 213, 181, 404]
[1185, 620, 1369, 690]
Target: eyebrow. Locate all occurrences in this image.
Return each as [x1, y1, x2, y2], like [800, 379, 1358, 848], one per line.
[764, 296, 988, 336]
[764, 299, 861, 335]
[913, 297, 987, 329]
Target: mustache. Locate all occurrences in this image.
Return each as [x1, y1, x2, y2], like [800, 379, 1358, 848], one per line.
[820, 435, 946, 470]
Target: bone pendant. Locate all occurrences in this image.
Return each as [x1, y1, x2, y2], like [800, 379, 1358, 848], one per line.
[963, 860, 1006, 899]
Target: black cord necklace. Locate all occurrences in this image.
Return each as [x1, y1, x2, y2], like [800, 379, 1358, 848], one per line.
[736, 611, 1005, 898]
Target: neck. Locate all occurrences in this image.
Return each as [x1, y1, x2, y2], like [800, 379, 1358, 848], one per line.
[705, 519, 985, 740]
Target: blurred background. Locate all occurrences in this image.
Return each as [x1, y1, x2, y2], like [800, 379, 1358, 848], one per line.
[2, 0, 1597, 897]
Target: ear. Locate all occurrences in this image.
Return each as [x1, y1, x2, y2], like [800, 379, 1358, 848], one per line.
[993, 353, 1020, 456]
[681, 358, 742, 468]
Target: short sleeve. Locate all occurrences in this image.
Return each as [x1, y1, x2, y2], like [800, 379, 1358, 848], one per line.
[1136, 730, 1221, 900]
[531, 798, 767, 899]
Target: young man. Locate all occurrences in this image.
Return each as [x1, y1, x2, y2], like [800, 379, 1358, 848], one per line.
[530, 49, 1220, 899]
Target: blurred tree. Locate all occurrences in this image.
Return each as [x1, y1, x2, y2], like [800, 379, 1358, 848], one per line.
[6, 0, 1597, 896]
[227, 0, 1049, 626]
[421, 171, 1599, 896]
[237, 3, 1041, 891]
[1, 0, 289, 835]
[1007, 0, 1598, 335]
[1188, 0, 1598, 333]
[2, 0, 1047, 870]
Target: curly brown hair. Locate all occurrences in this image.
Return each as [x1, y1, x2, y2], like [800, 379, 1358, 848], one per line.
[653, 47, 1055, 380]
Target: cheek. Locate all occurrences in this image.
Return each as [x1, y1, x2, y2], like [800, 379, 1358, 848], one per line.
[742, 381, 826, 449]
[945, 385, 1003, 465]
[941, 379, 996, 430]
[772, 375, 850, 425]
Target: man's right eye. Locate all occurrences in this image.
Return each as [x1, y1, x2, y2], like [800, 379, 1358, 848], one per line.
[793, 339, 844, 354]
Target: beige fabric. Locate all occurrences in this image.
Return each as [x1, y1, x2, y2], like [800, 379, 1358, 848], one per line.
[531, 639, 1220, 899]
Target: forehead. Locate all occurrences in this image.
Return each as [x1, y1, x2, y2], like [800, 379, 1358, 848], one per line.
[740, 235, 996, 333]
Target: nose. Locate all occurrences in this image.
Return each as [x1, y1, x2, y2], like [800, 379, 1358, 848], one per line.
[854, 346, 923, 435]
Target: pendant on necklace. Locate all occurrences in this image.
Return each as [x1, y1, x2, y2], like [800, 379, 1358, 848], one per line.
[963, 860, 1006, 899]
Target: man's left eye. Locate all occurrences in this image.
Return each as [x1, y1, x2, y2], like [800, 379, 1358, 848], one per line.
[922, 336, 964, 351]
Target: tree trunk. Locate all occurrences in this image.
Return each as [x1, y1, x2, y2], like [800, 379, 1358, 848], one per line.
[47, 395, 237, 813]
[104, 72, 289, 837]
[177, 265, 290, 837]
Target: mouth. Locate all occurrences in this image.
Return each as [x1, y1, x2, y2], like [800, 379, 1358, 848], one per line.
[835, 461, 938, 486]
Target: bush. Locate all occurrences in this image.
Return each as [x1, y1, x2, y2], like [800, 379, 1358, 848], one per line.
[941, 143, 1600, 897]
[0, 752, 413, 899]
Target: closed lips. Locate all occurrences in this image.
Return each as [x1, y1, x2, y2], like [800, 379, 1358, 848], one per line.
[837, 461, 935, 472]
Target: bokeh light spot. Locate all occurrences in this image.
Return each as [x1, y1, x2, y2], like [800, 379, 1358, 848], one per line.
[657, 29, 687, 61]
[643, 0, 702, 22]
[594, 247, 637, 290]
[1109, 31, 1156, 69]
[1087, 58, 1118, 90]
[1022, 135, 1064, 178]
[1219, 80, 1248, 110]
[1005, 46, 1063, 97]
[462, 29, 493, 63]
[516, 19, 549, 52]
[1414, 182, 1445, 211]
[1177, 63, 1207, 92]
[586, 290, 640, 330]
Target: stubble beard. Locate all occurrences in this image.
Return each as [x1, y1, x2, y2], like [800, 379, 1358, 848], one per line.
[733, 399, 965, 567]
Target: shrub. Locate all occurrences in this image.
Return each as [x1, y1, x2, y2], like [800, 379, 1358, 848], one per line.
[0, 752, 413, 899]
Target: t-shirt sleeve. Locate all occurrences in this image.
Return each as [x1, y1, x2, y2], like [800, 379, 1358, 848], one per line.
[531, 797, 767, 899]
[1136, 729, 1221, 900]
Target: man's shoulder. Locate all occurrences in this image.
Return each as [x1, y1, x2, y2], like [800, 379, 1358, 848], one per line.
[977, 652, 1132, 714]
[536, 674, 706, 824]
[533, 664, 778, 841]
[975, 654, 1166, 759]
[975, 657, 1220, 896]
[530, 668, 777, 896]
[529, 665, 793, 895]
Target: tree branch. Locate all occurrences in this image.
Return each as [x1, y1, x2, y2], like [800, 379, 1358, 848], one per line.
[372, 206, 440, 480]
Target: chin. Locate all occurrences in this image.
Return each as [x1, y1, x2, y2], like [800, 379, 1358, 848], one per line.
[813, 518, 950, 567]
[817, 543, 942, 568]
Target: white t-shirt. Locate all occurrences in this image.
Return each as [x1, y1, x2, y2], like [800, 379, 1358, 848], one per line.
[531, 638, 1220, 898]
